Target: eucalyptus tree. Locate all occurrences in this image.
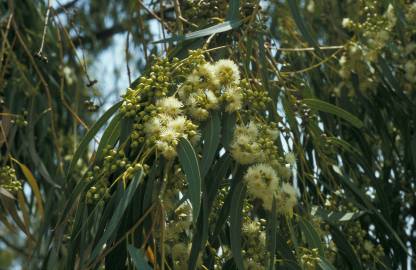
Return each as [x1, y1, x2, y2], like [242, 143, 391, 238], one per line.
[1, 0, 415, 269]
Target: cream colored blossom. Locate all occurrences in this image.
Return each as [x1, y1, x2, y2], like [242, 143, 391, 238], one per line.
[193, 63, 219, 88]
[276, 183, 298, 216]
[342, 18, 353, 29]
[214, 59, 240, 85]
[204, 89, 220, 109]
[156, 96, 183, 116]
[189, 107, 209, 121]
[244, 163, 280, 210]
[223, 86, 243, 112]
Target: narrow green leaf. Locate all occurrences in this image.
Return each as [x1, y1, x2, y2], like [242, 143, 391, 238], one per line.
[226, 0, 240, 21]
[311, 206, 365, 224]
[267, 198, 277, 270]
[303, 98, 364, 128]
[127, 245, 152, 270]
[153, 20, 242, 43]
[229, 181, 246, 270]
[178, 137, 202, 222]
[330, 226, 363, 270]
[95, 113, 122, 162]
[201, 111, 221, 178]
[189, 199, 208, 270]
[221, 112, 236, 149]
[89, 170, 143, 262]
[318, 257, 337, 270]
[286, 0, 322, 55]
[299, 218, 324, 256]
[66, 101, 122, 177]
[207, 154, 232, 210]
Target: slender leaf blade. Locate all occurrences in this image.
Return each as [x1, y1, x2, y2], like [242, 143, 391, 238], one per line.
[229, 181, 246, 270]
[127, 245, 152, 270]
[201, 111, 221, 178]
[178, 137, 202, 222]
[303, 98, 364, 128]
[153, 20, 242, 43]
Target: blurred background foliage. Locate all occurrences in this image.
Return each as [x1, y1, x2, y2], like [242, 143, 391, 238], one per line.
[0, 0, 415, 269]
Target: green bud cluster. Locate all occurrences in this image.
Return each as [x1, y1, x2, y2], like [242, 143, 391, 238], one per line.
[0, 165, 22, 192]
[86, 147, 144, 204]
[102, 147, 129, 173]
[121, 51, 206, 151]
[242, 79, 271, 113]
[120, 57, 175, 118]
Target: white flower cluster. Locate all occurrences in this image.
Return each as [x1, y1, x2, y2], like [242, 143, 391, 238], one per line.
[142, 59, 244, 159]
[244, 163, 280, 210]
[276, 182, 298, 216]
[144, 96, 199, 159]
[243, 162, 297, 214]
[178, 59, 243, 120]
[230, 121, 278, 165]
[242, 220, 267, 269]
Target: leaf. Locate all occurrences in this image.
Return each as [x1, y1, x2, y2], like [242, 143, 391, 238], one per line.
[11, 158, 44, 218]
[0, 190, 31, 238]
[66, 101, 122, 177]
[330, 226, 362, 270]
[89, 170, 143, 262]
[299, 217, 324, 256]
[286, 0, 322, 55]
[318, 257, 337, 270]
[178, 138, 202, 222]
[95, 113, 122, 162]
[207, 154, 232, 210]
[311, 206, 365, 224]
[153, 20, 242, 43]
[201, 111, 221, 178]
[303, 98, 364, 128]
[127, 245, 152, 270]
[266, 198, 277, 270]
[189, 199, 209, 270]
[221, 112, 236, 149]
[229, 181, 246, 270]
[226, 0, 240, 21]
[17, 191, 30, 232]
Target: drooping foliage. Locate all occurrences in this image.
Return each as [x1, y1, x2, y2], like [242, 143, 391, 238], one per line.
[1, 0, 415, 269]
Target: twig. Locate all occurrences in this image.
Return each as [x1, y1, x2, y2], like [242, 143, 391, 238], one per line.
[35, 1, 51, 62]
[88, 204, 156, 269]
[136, 0, 173, 32]
[173, 0, 184, 34]
[269, 45, 344, 52]
[12, 19, 64, 172]
[126, 31, 131, 85]
[280, 46, 344, 75]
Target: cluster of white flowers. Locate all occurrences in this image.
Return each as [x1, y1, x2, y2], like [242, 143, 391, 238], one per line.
[230, 121, 263, 164]
[144, 96, 199, 159]
[276, 182, 298, 216]
[244, 163, 280, 210]
[243, 162, 298, 213]
[230, 121, 279, 165]
[178, 59, 243, 120]
[242, 220, 267, 269]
